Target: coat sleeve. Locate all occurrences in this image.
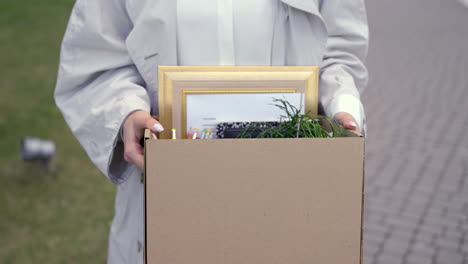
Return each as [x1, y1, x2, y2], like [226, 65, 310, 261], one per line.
[319, 0, 369, 134]
[54, 0, 150, 184]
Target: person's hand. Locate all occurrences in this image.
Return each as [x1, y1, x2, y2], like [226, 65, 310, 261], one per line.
[122, 110, 164, 170]
[334, 112, 361, 135]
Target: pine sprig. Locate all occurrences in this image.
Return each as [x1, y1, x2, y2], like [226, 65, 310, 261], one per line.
[237, 98, 348, 138]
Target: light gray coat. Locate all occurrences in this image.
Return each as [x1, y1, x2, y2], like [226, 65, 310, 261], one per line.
[54, 0, 369, 263]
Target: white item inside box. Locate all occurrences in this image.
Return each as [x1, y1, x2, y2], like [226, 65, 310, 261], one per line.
[185, 93, 305, 139]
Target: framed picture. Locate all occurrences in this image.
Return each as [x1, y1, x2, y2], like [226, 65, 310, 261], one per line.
[158, 66, 319, 139]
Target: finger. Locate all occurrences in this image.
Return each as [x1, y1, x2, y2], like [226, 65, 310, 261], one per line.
[145, 117, 164, 133]
[132, 153, 144, 171]
[343, 120, 358, 130]
[124, 142, 145, 171]
[334, 112, 361, 134]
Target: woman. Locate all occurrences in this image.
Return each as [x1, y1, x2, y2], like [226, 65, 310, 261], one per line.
[54, 0, 368, 263]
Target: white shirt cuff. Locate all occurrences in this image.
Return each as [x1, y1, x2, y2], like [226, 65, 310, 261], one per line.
[326, 94, 364, 131]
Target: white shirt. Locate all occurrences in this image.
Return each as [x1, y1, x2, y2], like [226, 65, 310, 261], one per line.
[176, 0, 363, 128]
[177, 0, 277, 66]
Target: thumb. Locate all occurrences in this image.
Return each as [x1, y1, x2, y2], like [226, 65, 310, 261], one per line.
[145, 117, 164, 133]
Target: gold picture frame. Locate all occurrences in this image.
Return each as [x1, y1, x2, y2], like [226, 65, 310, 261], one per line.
[158, 66, 319, 139]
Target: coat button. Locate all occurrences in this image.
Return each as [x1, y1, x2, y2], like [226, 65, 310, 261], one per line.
[137, 240, 142, 253]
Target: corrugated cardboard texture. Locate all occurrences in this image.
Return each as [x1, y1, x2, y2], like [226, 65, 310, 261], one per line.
[145, 138, 364, 264]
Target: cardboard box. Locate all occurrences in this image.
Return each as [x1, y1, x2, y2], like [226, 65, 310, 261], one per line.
[143, 130, 365, 264]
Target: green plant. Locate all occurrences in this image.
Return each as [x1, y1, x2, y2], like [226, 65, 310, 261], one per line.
[237, 98, 348, 138]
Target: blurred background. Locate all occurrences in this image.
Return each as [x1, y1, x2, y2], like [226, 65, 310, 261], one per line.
[1, 0, 467, 263]
[0, 0, 114, 263]
[363, 0, 468, 263]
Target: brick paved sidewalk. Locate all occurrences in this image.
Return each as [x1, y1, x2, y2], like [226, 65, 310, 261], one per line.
[362, 0, 468, 263]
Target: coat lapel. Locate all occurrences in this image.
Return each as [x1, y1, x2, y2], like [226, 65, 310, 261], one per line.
[272, 0, 328, 66]
[281, 0, 322, 18]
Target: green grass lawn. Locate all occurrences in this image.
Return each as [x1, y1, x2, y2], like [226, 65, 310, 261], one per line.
[0, 0, 116, 263]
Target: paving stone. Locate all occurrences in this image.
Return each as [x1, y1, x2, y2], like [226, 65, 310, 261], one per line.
[418, 222, 445, 237]
[424, 210, 446, 224]
[365, 221, 391, 236]
[364, 241, 381, 258]
[442, 227, 464, 242]
[401, 204, 426, 219]
[364, 231, 385, 246]
[435, 248, 464, 264]
[377, 254, 404, 264]
[460, 238, 468, 254]
[435, 236, 462, 251]
[433, 191, 454, 204]
[405, 252, 434, 264]
[411, 240, 436, 256]
[461, 221, 468, 232]
[391, 226, 416, 241]
[387, 216, 419, 231]
[362, 254, 375, 264]
[383, 239, 410, 256]
[415, 230, 435, 244]
[444, 209, 467, 222]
